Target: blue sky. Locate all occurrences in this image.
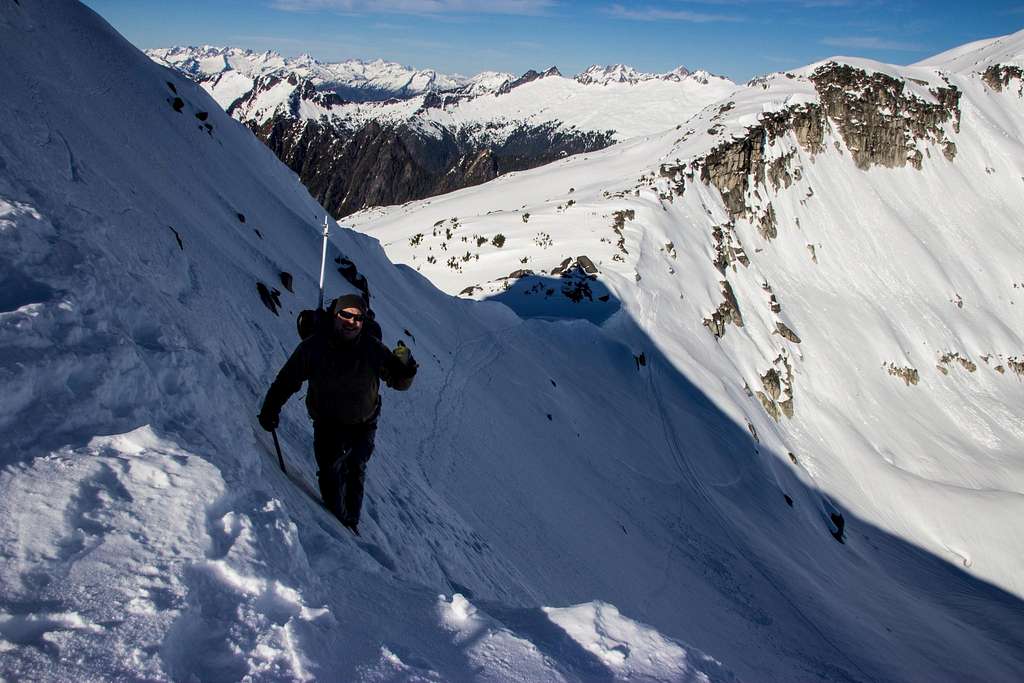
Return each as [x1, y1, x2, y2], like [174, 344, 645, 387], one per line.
[83, 0, 1024, 82]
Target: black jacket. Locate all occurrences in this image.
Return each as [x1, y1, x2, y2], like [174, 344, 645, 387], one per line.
[262, 329, 415, 426]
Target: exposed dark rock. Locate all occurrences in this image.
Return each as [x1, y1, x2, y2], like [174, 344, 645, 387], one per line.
[762, 368, 782, 400]
[700, 103, 825, 219]
[551, 256, 599, 276]
[166, 81, 177, 94]
[168, 226, 183, 250]
[256, 282, 282, 315]
[699, 64, 960, 221]
[703, 280, 743, 338]
[556, 261, 599, 303]
[981, 64, 1024, 92]
[577, 255, 598, 274]
[766, 150, 798, 191]
[757, 203, 778, 240]
[784, 494, 793, 507]
[711, 222, 748, 273]
[775, 321, 801, 344]
[610, 210, 634, 255]
[756, 354, 795, 420]
[506, 269, 535, 279]
[937, 351, 976, 374]
[658, 163, 686, 196]
[171, 97, 184, 112]
[830, 512, 846, 543]
[195, 111, 209, 121]
[811, 63, 961, 170]
[236, 212, 246, 223]
[885, 362, 919, 386]
[279, 271, 294, 293]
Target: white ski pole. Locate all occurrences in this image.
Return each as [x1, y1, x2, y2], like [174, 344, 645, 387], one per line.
[317, 215, 329, 310]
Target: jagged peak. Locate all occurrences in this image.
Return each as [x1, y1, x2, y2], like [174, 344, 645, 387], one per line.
[573, 63, 727, 86]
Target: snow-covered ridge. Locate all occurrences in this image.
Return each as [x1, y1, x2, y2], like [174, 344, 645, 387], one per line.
[150, 46, 727, 101]
[147, 45, 473, 101]
[152, 46, 738, 141]
[914, 27, 1024, 71]
[575, 63, 728, 87]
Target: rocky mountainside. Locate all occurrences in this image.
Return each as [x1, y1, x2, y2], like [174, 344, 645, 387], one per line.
[149, 46, 735, 217]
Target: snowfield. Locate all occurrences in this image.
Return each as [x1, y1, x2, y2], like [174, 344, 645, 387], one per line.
[2, 1, 1024, 681]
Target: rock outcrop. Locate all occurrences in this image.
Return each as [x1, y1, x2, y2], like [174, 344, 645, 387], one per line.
[981, 64, 1024, 93]
[810, 63, 961, 171]
[699, 63, 961, 221]
[704, 280, 744, 338]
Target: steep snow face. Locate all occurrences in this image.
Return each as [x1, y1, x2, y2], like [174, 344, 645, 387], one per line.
[3, 3, 1024, 682]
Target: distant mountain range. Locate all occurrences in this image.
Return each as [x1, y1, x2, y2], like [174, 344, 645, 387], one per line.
[148, 46, 736, 216]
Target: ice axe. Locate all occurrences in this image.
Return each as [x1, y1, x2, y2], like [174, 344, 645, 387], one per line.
[270, 430, 286, 473]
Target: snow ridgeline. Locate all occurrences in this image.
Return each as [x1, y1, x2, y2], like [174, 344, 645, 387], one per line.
[149, 45, 737, 143]
[0, 1, 735, 680]
[2, 1, 1024, 681]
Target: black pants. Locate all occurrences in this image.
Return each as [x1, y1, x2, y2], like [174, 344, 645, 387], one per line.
[313, 420, 376, 526]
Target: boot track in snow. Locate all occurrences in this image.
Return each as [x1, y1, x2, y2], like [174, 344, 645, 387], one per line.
[251, 426, 397, 571]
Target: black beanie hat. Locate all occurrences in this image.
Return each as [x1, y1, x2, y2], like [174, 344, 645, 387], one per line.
[330, 293, 367, 314]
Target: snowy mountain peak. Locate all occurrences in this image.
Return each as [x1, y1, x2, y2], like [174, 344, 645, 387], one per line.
[576, 64, 644, 84]
[573, 63, 728, 86]
[146, 46, 466, 102]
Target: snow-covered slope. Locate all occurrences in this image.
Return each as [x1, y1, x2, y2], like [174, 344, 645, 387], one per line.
[351, 25, 1024, 679]
[3, 2, 1024, 682]
[914, 30, 1024, 71]
[2, 3, 741, 680]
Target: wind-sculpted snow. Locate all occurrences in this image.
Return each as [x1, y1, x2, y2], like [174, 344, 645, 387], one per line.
[3, 2, 1024, 680]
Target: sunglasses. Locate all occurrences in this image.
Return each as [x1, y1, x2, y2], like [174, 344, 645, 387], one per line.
[335, 310, 365, 323]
